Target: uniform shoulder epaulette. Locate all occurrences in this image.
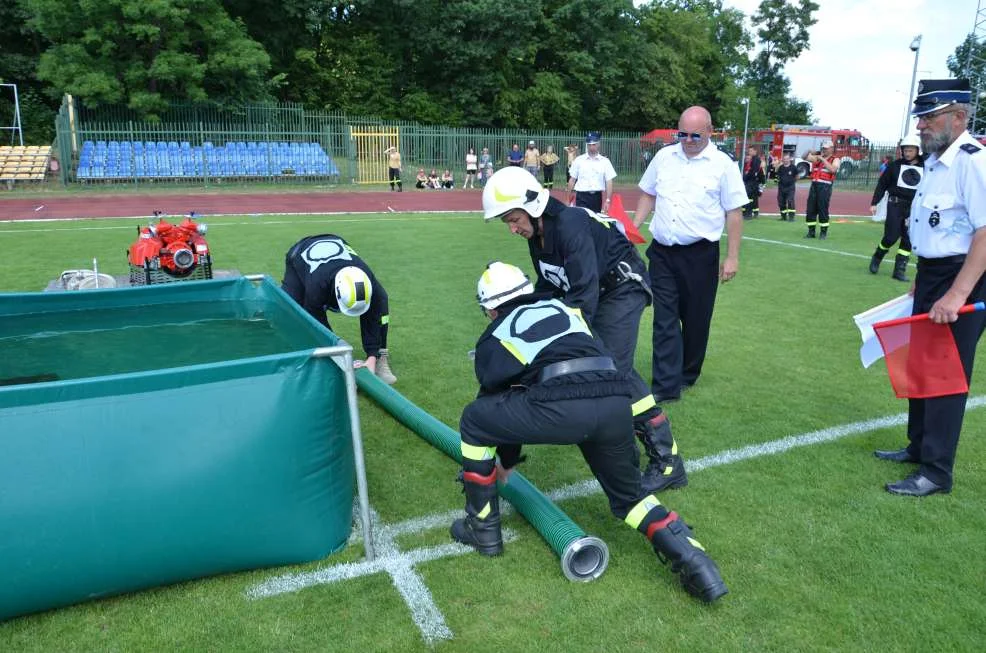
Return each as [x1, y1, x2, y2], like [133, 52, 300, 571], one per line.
[960, 142, 982, 155]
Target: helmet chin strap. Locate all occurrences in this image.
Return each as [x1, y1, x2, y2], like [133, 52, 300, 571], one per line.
[530, 215, 541, 238]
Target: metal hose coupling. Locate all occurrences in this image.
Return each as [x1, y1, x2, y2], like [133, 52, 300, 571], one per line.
[560, 535, 609, 582]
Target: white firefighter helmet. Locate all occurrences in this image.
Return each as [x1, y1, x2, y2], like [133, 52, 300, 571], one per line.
[900, 134, 921, 150]
[481, 167, 550, 222]
[335, 266, 373, 316]
[477, 261, 533, 310]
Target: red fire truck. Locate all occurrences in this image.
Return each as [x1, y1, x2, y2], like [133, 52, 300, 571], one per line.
[747, 125, 870, 178]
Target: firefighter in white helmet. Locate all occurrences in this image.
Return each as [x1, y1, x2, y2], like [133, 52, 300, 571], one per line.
[281, 234, 397, 383]
[482, 166, 687, 494]
[452, 261, 727, 602]
[868, 134, 924, 281]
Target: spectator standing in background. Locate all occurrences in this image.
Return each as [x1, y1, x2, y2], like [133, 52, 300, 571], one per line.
[386, 146, 402, 192]
[507, 144, 524, 167]
[464, 148, 478, 189]
[524, 140, 541, 179]
[540, 145, 560, 189]
[479, 147, 494, 185]
[564, 143, 579, 184]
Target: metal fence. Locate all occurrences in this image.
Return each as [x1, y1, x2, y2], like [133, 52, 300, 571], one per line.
[50, 96, 908, 194]
[53, 96, 656, 188]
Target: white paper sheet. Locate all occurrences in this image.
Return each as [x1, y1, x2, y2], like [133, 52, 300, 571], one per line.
[852, 293, 914, 368]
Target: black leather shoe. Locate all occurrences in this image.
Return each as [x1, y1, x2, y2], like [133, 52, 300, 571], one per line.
[886, 473, 949, 497]
[874, 447, 919, 463]
[654, 394, 681, 404]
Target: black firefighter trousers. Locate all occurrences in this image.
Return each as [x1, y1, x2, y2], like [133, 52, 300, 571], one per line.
[460, 392, 645, 518]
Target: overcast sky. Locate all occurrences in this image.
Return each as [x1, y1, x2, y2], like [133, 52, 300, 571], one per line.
[723, 0, 980, 143]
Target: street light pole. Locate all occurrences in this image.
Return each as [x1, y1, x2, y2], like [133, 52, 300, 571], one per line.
[739, 97, 750, 170]
[900, 35, 922, 140]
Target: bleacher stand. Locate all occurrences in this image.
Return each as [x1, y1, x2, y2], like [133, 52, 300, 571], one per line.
[75, 141, 340, 181]
[0, 146, 52, 183]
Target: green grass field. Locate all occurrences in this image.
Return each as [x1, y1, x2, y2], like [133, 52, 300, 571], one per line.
[1, 210, 984, 652]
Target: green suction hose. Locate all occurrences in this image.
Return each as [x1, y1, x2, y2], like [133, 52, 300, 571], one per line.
[356, 368, 608, 582]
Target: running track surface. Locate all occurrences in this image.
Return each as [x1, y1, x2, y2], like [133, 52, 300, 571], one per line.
[0, 187, 874, 221]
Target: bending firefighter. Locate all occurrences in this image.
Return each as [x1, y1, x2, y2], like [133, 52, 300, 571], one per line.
[482, 167, 686, 494]
[451, 262, 727, 602]
[868, 135, 924, 281]
[281, 234, 397, 383]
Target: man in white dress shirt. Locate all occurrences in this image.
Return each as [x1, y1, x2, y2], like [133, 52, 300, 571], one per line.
[632, 106, 748, 403]
[873, 78, 986, 497]
[567, 131, 617, 213]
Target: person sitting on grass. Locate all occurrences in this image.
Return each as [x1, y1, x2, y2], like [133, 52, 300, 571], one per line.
[441, 169, 454, 190]
[415, 168, 428, 189]
[428, 169, 441, 189]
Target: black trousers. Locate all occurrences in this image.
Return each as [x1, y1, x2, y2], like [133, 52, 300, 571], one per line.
[778, 186, 795, 213]
[805, 182, 832, 226]
[388, 167, 402, 189]
[904, 259, 986, 487]
[543, 164, 555, 187]
[743, 180, 759, 215]
[460, 392, 644, 518]
[879, 199, 912, 252]
[576, 191, 603, 212]
[646, 239, 719, 399]
[591, 280, 659, 420]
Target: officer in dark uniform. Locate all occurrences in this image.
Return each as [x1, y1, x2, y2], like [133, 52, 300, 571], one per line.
[775, 153, 799, 221]
[874, 79, 986, 496]
[482, 167, 686, 494]
[451, 261, 727, 603]
[281, 233, 397, 383]
[868, 134, 924, 281]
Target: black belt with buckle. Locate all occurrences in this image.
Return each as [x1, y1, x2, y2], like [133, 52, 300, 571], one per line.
[599, 260, 649, 298]
[539, 356, 616, 383]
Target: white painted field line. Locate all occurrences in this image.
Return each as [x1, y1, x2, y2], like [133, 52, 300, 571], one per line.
[0, 213, 477, 234]
[545, 395, 986, 504]
[248, 506, 518, 645]
[248, 395, 985, 645]
[744, 236, 872, 260]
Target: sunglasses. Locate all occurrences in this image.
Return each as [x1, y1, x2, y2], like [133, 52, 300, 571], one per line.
[677, 131, 705, 142]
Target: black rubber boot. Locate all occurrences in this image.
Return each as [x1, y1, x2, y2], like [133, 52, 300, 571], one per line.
[869, 247, 887, 274]
[636, 416, 688, 493]
[650, 512, 727, 603]
[450, 470, 503, 556]
[804, 226, 816, 239]
[892, 254, 909, 282]
[819, 227, 828, 240]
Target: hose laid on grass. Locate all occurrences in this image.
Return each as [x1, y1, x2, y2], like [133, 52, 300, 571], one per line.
[356, 368, 608, 582]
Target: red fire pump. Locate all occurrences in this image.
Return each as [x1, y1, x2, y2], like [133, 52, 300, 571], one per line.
[128, 211, 213, 285]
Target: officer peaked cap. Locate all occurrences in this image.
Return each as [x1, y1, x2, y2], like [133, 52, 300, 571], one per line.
[912, 79, 971, 116]
[585, 131, 601, 144]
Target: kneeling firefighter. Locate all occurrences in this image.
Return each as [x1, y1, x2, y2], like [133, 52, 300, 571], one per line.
[281, 233, 397, 383]
[481, 166, 685, 493]
[868, 134, 924, 282]
[450, 262, 727, 602]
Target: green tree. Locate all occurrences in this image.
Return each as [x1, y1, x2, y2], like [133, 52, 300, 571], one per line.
[0, 0, 56, 143]
[27, 0, 272, 119]
[746, 0, 817, 125]
[948, 34, 986, 133]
